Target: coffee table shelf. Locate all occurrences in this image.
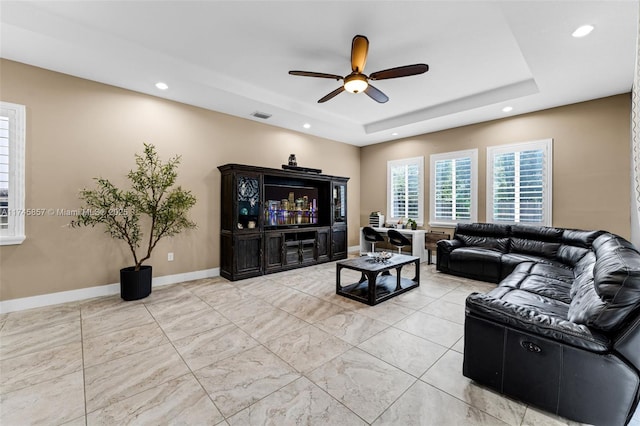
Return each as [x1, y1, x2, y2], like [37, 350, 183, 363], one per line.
[336, 254, 420, 305]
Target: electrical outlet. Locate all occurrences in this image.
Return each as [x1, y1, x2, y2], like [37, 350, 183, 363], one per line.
[168, 252, 174, 261]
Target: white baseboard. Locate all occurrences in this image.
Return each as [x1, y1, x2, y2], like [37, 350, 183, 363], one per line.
[348, 245, 360, 254]
[0, 267, 220, 314]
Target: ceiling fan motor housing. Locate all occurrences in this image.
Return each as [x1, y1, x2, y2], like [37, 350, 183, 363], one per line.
[344, 73, 369, 93]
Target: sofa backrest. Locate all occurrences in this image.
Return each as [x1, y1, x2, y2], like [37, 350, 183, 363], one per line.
[557, 229, 604, 266]
[454, 223, 510, 251]
[568, 233, 640, 332]
[508, 225, 563, 259]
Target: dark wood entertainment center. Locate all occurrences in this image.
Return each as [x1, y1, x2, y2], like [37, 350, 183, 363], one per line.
[218, 163, 349, 281]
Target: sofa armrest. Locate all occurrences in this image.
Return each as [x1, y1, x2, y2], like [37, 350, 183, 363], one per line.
[466, 292, 611, 353]
[436, 239, 463, 272]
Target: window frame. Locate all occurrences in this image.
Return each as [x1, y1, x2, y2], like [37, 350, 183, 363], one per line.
[386, 156, 424, 226]
[429, 148, 478, 228]
[0, 101, 26, 246]
[486, 138, 553, 227]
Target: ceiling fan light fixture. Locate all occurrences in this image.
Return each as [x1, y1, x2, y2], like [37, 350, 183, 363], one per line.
[344, 74, 368, 94]
[572, 24, 594, 38]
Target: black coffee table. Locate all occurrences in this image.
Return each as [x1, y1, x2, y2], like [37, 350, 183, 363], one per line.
[336, 254, 420, 305]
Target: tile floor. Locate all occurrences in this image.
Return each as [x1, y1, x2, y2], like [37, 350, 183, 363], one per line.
[0, 260, 638, 425]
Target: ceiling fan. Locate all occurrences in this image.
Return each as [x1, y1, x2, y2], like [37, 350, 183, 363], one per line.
[289, 35, 429, 104]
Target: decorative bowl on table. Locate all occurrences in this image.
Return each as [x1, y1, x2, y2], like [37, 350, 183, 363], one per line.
[367, 251, 393, 263]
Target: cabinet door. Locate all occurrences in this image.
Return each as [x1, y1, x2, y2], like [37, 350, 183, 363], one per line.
[300, 239, 316, 264]
[331, 226, 347, 259]
[265, 232, 284, 271]
[332, 181, 347, 225]
[316, 228, 330, 262]
[234, 233, 263, 278]
[236, 173, 261, 231]
[285, 241, 300, 265]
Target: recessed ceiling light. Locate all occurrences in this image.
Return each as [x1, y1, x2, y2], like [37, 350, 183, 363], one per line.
[502, 106, 513, 113]
[391, 132, 399, 136]
[572, 24, 594, 38]
[155, 82, 169, 90]
[303, 123, 311, 129]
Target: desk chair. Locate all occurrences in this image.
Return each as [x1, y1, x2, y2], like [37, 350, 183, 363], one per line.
[387, 229, 411, 254]
[363, 226, 384, 253]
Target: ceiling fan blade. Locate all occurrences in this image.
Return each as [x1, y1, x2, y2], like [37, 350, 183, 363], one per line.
[351, 35, 369, 73]
[318, 86, 345, 103]
[364, 84, 389, 103]
[289, 71, 343, 80]
[370, 64, 429, 80]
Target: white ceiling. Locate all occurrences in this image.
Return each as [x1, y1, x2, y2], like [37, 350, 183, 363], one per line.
[1, 1, 638, 146]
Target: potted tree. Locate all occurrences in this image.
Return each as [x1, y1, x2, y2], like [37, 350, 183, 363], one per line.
[71, 143, 197, 300]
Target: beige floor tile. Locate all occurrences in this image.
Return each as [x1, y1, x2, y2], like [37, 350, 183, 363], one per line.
[173, 323, 258, 370]
[145, 293, 210, 321]
[315, 310, 388, 345]
[452, 335, 465, 353]
[0, 320, 81, 359]
[394, 310, 464, 347]
[353, 300, 416, 325]
[81, 304, 154, 339]
[194, 345, 300, 417]
[521, 406, 586, 426]
[156, 306, 230, 341]
[228, 377, 366, 425]
[420, 298, 466, 324]
[372, 380, 508, 425]
[358, 327, 448, 377]
[83, 322, 168, 367]
[1, 303, 80, 336]
[84, 343, 189, 412]
[0, 370, 85, 426]
[421, 350, 526, 425]
[307, 347, 415, 423]
[388, 290, 436, 310]
[0, 342, 82, 394]
[234, 307, 309, 343]
[86, 373, 223, 425]
[272, 291, 345, 323]
[214, 295, 276, 322]
[264, 324, 353, 373]
[441, 287, 476, 305]
[80, 295, 143, 319]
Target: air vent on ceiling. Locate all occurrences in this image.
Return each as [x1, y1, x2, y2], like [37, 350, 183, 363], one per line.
[251, 111, 272, 120]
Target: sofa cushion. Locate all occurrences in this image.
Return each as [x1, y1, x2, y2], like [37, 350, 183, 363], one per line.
[499, 265, 572, 304]
[511, 224, 564, 243]
[466, 290, 611, 352]
[457, 234, 509, 251]
[568, 234, 640, 332]
[455, 222, 510, 237]
[557, 245, 590, 267]
[510, 238, 561, 259]
[500, 253, 568, 279]
[562, 229, 604, 248]
[449, 247, 502, 282]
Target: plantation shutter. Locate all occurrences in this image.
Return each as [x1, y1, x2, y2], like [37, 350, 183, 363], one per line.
[0, 115, 8, 230]
[387, 157, 423, 224]
[434, 156, 472, 221]
[489, 140, 551, 226]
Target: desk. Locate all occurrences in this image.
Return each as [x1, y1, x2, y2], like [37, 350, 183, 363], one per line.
[424, 231, 451, 265]
[359, 227, 428, 263]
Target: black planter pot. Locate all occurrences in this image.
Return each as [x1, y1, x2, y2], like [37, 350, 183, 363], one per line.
[120, 265, 152, 301]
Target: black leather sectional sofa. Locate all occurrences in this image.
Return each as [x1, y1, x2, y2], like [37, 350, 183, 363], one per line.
[437, 223, 640, 425]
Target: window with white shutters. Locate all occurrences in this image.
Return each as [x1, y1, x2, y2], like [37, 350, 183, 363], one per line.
[429, 149, 478, 227]
[0, 102, 26, 245]
[487, 139, 552, 227]
[387, 157, 424, 225]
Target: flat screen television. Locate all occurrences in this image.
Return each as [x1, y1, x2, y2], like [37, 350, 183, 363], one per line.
[264, 184, 319, 228]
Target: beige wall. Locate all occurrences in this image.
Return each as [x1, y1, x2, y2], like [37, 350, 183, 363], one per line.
[0, 59, 361, 301]
[361, 94, 631, 238]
